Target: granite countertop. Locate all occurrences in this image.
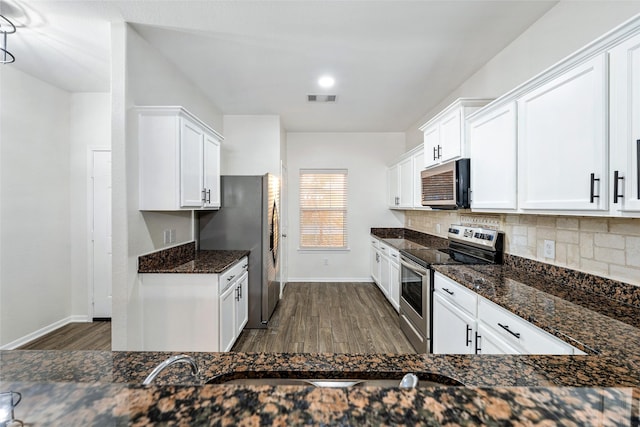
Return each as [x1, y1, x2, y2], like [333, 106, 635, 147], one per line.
[138, 241, 249, 274]
[2, 230, 639, 424]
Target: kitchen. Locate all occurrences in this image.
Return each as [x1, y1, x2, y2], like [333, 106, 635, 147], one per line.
[1, 0, 640, 424]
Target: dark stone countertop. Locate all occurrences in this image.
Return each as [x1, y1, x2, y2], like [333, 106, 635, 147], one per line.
[139, 249, 249, 274]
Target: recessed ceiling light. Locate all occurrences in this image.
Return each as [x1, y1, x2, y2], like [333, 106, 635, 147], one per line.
[318, 75, 335, 88]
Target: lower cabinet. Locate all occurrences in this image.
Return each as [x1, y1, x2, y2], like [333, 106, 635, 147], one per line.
[370, 237, 400, 312]
[139, 257, 248, 352]
[433, 272, 584, 355]
[389, 257, 400, 311]
[370, 239, 381, 285]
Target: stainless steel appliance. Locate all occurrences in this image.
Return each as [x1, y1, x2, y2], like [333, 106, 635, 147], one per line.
[198, 174, 280, 329]
[421, 158, 470, 209]
[399, 225, 503, 353]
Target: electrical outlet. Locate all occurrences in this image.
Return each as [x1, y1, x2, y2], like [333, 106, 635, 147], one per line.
[163, 229, 171, 244]
[436, 224, 441, 234]
[169, 229, 176, 243]
[543, 240, 555, 259]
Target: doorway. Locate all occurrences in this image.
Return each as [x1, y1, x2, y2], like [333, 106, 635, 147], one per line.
[90, 150, 112, 319]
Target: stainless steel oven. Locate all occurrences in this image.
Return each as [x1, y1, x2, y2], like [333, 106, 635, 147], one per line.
[399, 255, 431, 353]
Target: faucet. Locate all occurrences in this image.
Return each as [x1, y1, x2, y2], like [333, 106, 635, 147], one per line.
[142, 354, 199, 385]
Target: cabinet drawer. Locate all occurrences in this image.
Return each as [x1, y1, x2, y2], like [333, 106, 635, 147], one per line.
[219, 257, 248, 294]
[371, 237, 380, 249]
[379, 242, 390, 256]
[388, 248, 400, 265]
[478, 297, 573, 355]
[433, 273, 477, 317]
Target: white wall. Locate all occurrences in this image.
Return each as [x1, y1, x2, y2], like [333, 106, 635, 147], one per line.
[0, 66, 72, 347]
[406, 1, 640, 148]
[221, 115, 282, 176]
[111, 23, 224, 350]
[69, 93, 111, 317]
[286, 132, 405, 281]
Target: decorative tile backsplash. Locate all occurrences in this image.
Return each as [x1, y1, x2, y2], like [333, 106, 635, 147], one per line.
[405, 211, 640, 287]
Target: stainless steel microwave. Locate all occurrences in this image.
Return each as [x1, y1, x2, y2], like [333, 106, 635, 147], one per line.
[420, 158, 470, 209]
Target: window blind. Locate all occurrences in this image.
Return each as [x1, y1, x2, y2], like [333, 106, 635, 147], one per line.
[299, 169, 348, 249]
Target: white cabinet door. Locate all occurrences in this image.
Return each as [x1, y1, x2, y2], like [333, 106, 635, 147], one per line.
[439, 108, 462, 163]
[398, 157, 413, 208]
[610, 32, 640, 214]
[389, 259, 400, 311]
[469, 102, 517, 211]
[423, 124, 440, 168]
[517, 54, 608, 211]
[432, 294, 475, 354]
[412, 150, 424, 207]
[180, 118, 205, 208]
[370, 242, 381, 285]
[236, 272, 249, 337]
[388, 164, 400, 207]
[379, 253, 390, 298]
[203, 133, 221, 209]
[476, 323, 520, 355]
[219, 283, 236, 352]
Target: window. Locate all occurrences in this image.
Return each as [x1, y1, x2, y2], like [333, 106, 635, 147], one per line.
[299, 169, 348, 249]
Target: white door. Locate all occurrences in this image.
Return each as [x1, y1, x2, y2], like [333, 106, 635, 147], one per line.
[203, 133, 220, 208]
[236, 273, 249, 336]
[398, 157, 413, 208]
[438, 108, 462, 162]
[432, 294, 475, 355]
[92, 150, 112, 318]
[476, 323, 520, 355]
[412, 149, 424, 207]
[219, 284, 236, 352]
[517, 54, 608, 211]
[387, 164, 399, 207]
[423, 124, 440, 168]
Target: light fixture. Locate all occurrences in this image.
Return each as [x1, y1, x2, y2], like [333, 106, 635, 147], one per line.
[318, 75, 335, 88]
[0, 13, 16, 64]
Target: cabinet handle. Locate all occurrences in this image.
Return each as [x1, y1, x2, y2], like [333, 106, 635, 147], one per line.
[391, 253, 397, 258]
[475, 332, 481, 354]
[235, 286, 240, 301]
[242, 264, 248, 269]
[465, 325, 472, 347]
[498, 322, 521, 339]
[206, 189, 211, 204]
[613, 171, 624, 204]
[376, 253, 380, 262]
[227, 275, 235, 282]
[442, 288, 454, 295]
[589, 173, 600, 203]
[437, 144, 442, 159]
[201, 188, 207, 202]
[433, 146, 437, 161]
[238, 284, 242, 299]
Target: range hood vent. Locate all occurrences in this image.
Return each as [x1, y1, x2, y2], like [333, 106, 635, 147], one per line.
[307, 94, 337, 103]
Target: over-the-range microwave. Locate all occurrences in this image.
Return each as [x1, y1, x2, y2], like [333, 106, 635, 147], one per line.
[420, 158, 470, 209]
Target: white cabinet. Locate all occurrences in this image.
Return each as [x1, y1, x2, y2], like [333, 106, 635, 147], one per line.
[420, 98, 492, 169]
[370, 238, 381, 285]
[610, 32, 640, 215]
[476, 323, 520, 355]
[433, 294, 476, 354]
[517, 55, 608, 212]
[379, 243, 391, 298]
[413, 149, 425, 207]
[137, 106, 223, 211]
[139, 257, 247, 352]
[388, 156, 414, 209]
[432, 273, 478, 355]
[468, 102, 517, 211]
[388, 251, 400, 311]
[219, 258, 249, 351]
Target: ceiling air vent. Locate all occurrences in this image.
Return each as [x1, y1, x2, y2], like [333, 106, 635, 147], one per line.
[307, 94, 337, 103]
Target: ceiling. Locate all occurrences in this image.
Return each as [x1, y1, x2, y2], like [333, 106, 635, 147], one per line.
[3, 1, 559, 132]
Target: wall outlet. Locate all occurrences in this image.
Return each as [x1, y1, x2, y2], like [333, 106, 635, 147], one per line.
[435, 223, 441, 234]
[543, 240, 555, 259]
[169, 229, 176, 243]
[163, 229, 171, 244]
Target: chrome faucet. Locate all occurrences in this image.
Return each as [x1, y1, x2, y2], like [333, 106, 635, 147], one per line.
[142, 354, 199, 385]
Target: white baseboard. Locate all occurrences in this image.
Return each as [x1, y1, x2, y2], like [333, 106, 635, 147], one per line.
[286, 277, 373, 283]
[0, 315, 91, 350]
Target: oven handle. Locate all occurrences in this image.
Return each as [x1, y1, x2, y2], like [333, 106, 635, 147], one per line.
[400, 256, 429, 276]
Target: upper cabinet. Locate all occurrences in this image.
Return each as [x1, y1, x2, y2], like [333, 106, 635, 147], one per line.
[518, 54, 608, 212]
[468, 101, 517, 211]
[388, 146, 424, 209]
[610, 32, 640, 214]
[420, 98, 492, 169]
[137, 107, 223, 211]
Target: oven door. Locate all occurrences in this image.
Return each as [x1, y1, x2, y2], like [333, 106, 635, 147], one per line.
[399, 256, 431, 352]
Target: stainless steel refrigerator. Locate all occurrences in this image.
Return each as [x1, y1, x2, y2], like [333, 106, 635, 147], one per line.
[198, 174, 280, 328]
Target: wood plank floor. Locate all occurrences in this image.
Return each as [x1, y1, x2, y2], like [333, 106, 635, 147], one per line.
[16, 321, 111, 351]
[232, 282, 416, 354]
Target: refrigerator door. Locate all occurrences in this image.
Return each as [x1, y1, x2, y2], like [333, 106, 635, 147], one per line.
[265, 174, 280, 323]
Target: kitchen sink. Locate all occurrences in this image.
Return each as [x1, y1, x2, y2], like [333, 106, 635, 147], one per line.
[206, 372, 464, 388]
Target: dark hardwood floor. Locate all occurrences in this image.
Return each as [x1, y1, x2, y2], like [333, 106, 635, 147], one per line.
[16, 283, 414, 354]
[17, 321, 111, 351]
[232, 282, 416, 354]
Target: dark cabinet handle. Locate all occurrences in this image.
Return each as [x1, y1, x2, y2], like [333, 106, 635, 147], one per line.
[437, 144, 442, 159]
[590, 173, 600, 203]
[235, 287, 240, 301]
[206, 189, 211, 204]
[201, 189, 207, 202]
[442, 288, 454, 295]
[498, 323, 521, 339]
[433, 146, 437, 161]
[466, 325, 472, 347]
[613, 171, 624, 204]
[475, 332, 481, 354]
[227, 275, 235, 282]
